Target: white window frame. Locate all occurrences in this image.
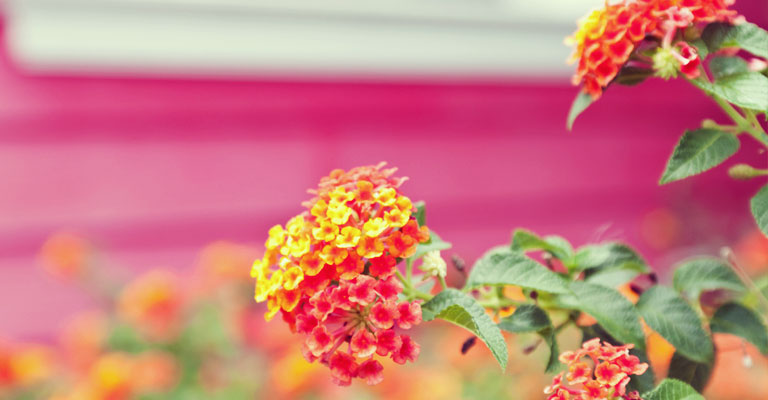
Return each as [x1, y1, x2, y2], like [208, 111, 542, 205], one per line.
[4, 0, 601, 79]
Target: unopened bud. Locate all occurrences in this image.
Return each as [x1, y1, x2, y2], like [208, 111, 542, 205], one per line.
[420, 250, 447, 278]
[653, 47, 679, 80]
[728, 164, 762, 181]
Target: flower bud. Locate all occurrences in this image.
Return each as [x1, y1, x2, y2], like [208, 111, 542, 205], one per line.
[420, 250, 447, 278]
[652, 48, 679, 80]
[676, 42, 701, 79]
[728, 164, 762, 180]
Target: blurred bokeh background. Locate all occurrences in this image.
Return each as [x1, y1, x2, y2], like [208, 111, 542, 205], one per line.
[1, 0, 767, 399]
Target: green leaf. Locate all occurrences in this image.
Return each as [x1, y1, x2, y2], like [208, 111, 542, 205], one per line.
[691, 72, 768, 112]
[577, 241, 649, 287]
[672, 257, 745, 300]
[183, 302, 237, 355]
[421, 289, 508, 370]
[412, 230, 452, 260]
[413, 201, 427, 227]
[497, 304, 551, 332]
[667, 352, 714, 393]
[710, 302, 768, 355]
[465, 246, 569, 294]
[644, 379, 705, 400]
[568, 281, 646, 348]
[586, 267, 643, 288]
[567, 91, 594, 130]
[659, 128, 740, 185]
[498, 304, 560, 372]
[574, 242, 649, 273]
[106, 322, 146, 353]
[709, 56, 749, 80]
[636, 286, 713, 363]
[751, 184, 768, 237]
[511, 229, 574, 264]
[703, 22, 768, 59]
[540, 327, 560, 373]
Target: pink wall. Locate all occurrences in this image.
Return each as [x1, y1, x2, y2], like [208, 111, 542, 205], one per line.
[2, 3, 767, 339]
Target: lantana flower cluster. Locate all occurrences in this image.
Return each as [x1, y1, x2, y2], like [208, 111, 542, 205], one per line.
[251, 163, 430, 386]
[567, 0, 740, 99]
[545, 338, 649, 400]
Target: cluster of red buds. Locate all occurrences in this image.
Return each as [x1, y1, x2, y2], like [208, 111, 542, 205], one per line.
[293, 274, 422, 386]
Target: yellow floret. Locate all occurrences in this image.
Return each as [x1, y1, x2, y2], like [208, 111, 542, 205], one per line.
[335, 226, 362, 248]
[363, 217, 388, 237]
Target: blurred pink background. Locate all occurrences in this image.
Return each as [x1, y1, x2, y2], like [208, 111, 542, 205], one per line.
[2, 1, 767, 340]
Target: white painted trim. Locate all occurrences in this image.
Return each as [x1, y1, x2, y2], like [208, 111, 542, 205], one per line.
[5, 0, 600, 79]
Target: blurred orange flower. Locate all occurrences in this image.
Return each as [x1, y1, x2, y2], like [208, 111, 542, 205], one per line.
[77, 352, 136, 400]
[133, 351, 179, 392]
[60, 312, 109, 373]
[118, 270, 184, 341]
[195, 241, 259, 291]
[735, 230, 768, 273]
[0, 341, 54, 390]
[40, 232, 92, 279]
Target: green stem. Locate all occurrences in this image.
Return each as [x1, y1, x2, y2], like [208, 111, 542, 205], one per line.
[743, 109, 768, 151]
[697, 81, 768, 148]
[410, 290, 433, 301]
[687, 75, 768, 149]
[523, 318, 574, 354]
[700, 119, 740, 133]
[395, 269, 410, 291]
[406, 258, 413, 284]
[722, 247, 768, 315]
[710, 93, 749, 126]
[438, 275, 448, 291]
[395, 269, 433, 301]
[745, 109, 761, 127]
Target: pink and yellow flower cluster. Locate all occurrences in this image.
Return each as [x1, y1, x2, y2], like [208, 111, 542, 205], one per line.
[252, 163, 430, 385]
[568, 0, 739, 99]
[545, 338, 649, 400]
